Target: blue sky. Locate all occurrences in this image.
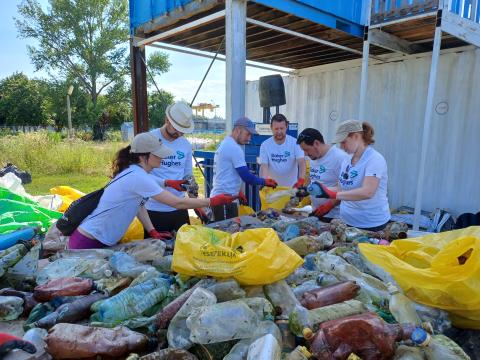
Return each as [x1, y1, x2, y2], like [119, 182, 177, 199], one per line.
[1, 0, 285, 118]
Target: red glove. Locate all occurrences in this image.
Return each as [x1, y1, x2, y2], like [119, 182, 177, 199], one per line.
[293, 178, 305, 189]
[238, 191, 248, 205]
[310, 182, 337, 199]
[263, 178, 278, 188]
[164, 180, 188, 192]
[148, 229, 172, 240]
[0, 333, 36, 356]
[310, 201, 335, 218]
[194, 208, 210, 224]
[209, 194, 237, 207]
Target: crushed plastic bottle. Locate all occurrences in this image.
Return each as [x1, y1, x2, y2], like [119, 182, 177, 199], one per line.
[111, 238, 166, 263]
[247, 333, 281, 360]
[167, 287, 217, 349]
[388, 283, 422, 325]
[224, 338, 254, 360]
[0, 288, 37, 316]
[303, 312, 416, 360]
[289, 300, 367, 336]
[275, 316, 296, 352]
[36, 257, 111, 284]
[239, 297, 275, 320]
[187, 300, 258, 344]
[393, 345, 426, 360]
[109, 252, 156, 278]
[90, 276, 170, 323]
[414, 303, 452, 333]
[152, 255, 173, 273]
[46, 324, 149, 359]
[33, 277, 93, 302]
[206, 279, 246, 302]
[0, 240, 34, 277]
[411, 328, 470, 360]
[299, 281, 360, 310]
[264, 279, 300, 316]
[284, 233, 334, 256]
[292, 280, 321, 300]
[0, 295, 24, 320]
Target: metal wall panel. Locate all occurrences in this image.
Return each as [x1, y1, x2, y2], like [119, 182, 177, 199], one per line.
[246, 47, 480, 215]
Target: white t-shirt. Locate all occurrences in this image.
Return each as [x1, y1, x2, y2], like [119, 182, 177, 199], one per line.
[309, 146, 349, 217]
[338, 146, 390, 228]
[80, 165, 163, 246]
[146, 129, 192, 212]
[259, 135, 305, 187]
[211, 136, 246, 196]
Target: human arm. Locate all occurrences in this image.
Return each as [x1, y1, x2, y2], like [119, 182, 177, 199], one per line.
[235, 166, 267, 186]
[152, 191, 236, 209]
[137, 206, 172, 239]
[259, 163, 269, 179]
[313, 177, 380, 201]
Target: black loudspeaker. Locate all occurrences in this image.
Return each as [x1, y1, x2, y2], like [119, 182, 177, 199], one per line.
[259, 74, 286, 108]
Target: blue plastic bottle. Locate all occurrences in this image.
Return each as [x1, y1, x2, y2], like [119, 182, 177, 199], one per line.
[0, 227, 36, 250]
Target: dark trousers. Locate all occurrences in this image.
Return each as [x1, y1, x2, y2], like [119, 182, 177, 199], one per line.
[145, 209, 190, 237]
[212, 203, 239, 222]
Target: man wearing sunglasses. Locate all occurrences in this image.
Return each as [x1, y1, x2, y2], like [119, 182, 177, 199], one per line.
[297, 128, 348, 219]
[259, 114, 306, 188]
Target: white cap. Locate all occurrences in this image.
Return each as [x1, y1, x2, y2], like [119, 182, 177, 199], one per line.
[130, 132, 173, 158]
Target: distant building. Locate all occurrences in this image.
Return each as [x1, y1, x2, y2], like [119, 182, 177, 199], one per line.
[193, 116, 226, 133]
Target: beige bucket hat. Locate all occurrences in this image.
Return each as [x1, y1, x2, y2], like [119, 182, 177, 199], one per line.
[166, 101, 194, 134]
[332, 119, 363, 143]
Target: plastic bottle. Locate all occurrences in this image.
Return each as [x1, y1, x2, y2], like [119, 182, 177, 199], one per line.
[0, 295, 24, 320]
[45, 324, 149, 359]
[152, 254, 173, 273]
[206, 279, 246, 302]
[133, 348, 198, 360]
[239, 297, 275, 320]
[90, 276, 170, 323]
[284, 233, 334, 256]
[300, 281, 360, 310]
[393, 345, 425, 360]
[187, 300, 258, 344]
[0, 288, 37, 317]
[292, 280, 321, 300]
[388, 283, 422, 325]
[303, 312, 416, 360]
[275, 317, 296, 353]
[167, 287, 217, 349]
[109, 252, 156, 278]
[36, 258, 90, 284]
[411, 328, 470, 360]
[0, 240, 34, 277]
[254, 320, 282, 344]
[33, 277, 94, 302]
[0, 227, 36, 250]
[224, 339, 254, 360]
[3, 328, 49, 360]
[289, 300, 367, 336]
[247, 334, 281, 360]
[264, 279, 300, 317]
[287, 346, 312, 360]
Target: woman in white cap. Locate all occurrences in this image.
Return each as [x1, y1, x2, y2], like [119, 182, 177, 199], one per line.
[68, 132, 236, 249]
[312, 120, 390, 231]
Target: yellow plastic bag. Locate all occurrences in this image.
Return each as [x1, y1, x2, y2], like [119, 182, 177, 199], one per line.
[172, 225, 303, 285]
[239, 204, 255, 215]
[260, 186, 310, 210]
[359, 227, 480, 329]
[49, 185, 144, 243]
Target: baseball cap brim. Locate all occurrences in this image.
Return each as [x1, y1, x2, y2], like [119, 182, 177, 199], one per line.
[245, 126, 258, 135]
[151, 144, 174, 158]
[332, 132, 349, 144]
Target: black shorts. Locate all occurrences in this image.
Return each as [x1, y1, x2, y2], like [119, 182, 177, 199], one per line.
[212, 203, 239, 222]
[145, 209, 190, 236]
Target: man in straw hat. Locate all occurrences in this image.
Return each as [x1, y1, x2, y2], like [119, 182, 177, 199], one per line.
[146, 101, 207, 233]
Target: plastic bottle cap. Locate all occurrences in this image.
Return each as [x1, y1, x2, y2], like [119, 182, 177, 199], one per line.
[302, 328, 314, 340]
[411, 327, 431, 346]
[104, 269, 113, 277]
[298, 346, 312, 358]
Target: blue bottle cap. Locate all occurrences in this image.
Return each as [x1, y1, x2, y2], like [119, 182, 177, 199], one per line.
[411, 328, 428, 345]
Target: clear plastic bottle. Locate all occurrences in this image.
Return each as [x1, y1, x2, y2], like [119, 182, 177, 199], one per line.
[0, 240, 34, 277]
[0, 295, 24, 320]
[224, 339, 253, 360]
[109, 251, 155, 278]
[264, 280, 300, 317]
[246, 334, 281, 360]
[411, 328, 470, 360]
[287, 346, 312, 360]
[284, 233, 334, 256]
[388, 283, 421, 325]
[206, 279, 246, 302]
[393, 345, 425, 360]
[187, 300, 258, 344]
[167, 287, 216, 349]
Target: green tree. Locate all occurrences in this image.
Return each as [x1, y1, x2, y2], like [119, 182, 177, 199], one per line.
[0, 73, 49, 126]
[149, 90, 175, 129]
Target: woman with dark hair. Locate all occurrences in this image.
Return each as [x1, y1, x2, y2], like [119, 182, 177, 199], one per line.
[68, 132, 236, 249]
[312, 120, 390, 231]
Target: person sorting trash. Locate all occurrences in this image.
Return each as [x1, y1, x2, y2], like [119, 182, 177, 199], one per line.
[68, 132, 236, 249]
[210, 117, 278, 221]
[146, 101, 208, 232]
[259, 113, 306, 187]
[311, 120, 391, 231]
[296, 128, 348, 220]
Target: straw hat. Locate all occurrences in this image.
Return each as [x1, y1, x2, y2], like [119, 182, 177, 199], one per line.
[165, 101, 194, 134]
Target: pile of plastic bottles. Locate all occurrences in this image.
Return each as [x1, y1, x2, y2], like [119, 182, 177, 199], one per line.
[0, 214, 476, 360]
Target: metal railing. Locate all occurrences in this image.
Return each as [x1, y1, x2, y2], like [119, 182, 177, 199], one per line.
[371, 0, 439, 24]
[449, 0, 480, 22]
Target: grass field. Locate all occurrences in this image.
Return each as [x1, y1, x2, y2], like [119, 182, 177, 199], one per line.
[1, 131, 209, 196]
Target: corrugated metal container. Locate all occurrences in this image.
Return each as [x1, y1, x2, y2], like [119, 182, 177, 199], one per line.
[246, 47, 480, 215]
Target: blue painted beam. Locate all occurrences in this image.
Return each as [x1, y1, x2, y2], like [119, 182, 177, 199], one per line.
[251, 0, 365, 37]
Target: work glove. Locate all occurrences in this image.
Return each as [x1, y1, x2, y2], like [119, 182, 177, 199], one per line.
[308, 181, 337, 199]
[293, 178, 305, 189]
[164, 180, 188, 192]
[209, 194, 238, 207]
[148, 229, 173, 240]
[194, 208, 210, 224]
[309, 201, 335, 218]
[238, 191, 248, 205]
[0, 333, 36, 356]
[263, 178, 278, 189]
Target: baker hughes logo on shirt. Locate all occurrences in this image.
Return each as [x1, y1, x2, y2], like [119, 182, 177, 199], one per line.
[161, 151, 184, 167]
[271, 151, 291, 163]
[310, 165, 326, 180]
[339, 165, 358, 186]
